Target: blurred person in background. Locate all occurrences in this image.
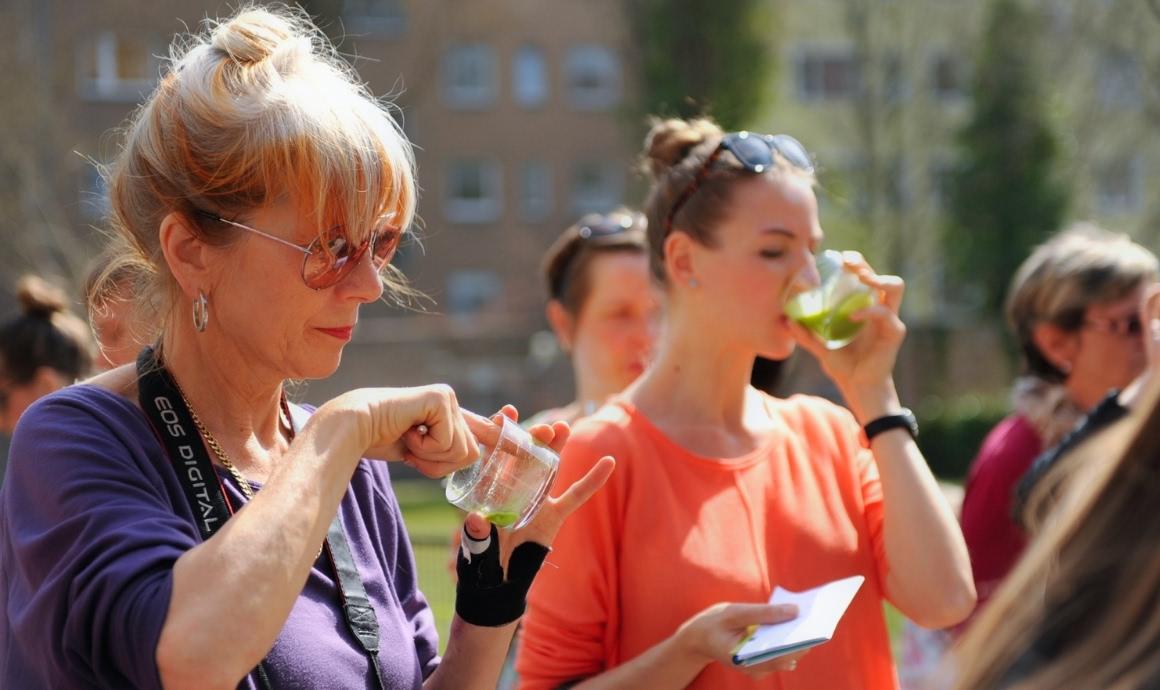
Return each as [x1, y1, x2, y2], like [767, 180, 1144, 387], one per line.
[84, 245, 144, 370]
[1013, 281, 1160, 531]
[0, 7, 611, 689]
[958, 224, 1157, 627]
[0, 274, 94, 474]
[952, 373, 1160, 690]
[530, 209, 658, 426]
[517, 117, 974, 690]
[482, 210, 658, 690]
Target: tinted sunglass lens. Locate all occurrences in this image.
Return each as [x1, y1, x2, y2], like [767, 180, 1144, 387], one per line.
[371, 231, 400, 267]
[771, 134, 814, 172]
[303, 235, 354, 289]
[727, 134, 775, 173]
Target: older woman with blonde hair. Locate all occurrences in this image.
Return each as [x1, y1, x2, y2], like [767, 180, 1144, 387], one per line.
[959, 223, 1157, 626]
[0, 7, 610, 690]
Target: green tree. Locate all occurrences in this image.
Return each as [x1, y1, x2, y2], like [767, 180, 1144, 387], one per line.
[625, 0, 778, 130]
[944, 0, 1068, 315]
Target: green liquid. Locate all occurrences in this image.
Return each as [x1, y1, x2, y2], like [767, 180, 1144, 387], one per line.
[791, 291, 873, 346]
[828, 291, 874, 341]
[485, 511, 521, 527]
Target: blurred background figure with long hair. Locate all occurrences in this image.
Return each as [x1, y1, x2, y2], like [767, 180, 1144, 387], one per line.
[953, 374, 1160, 690]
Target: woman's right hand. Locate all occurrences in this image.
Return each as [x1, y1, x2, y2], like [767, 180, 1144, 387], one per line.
[322, 385, 485, 477]
[675, 602, 805, 678]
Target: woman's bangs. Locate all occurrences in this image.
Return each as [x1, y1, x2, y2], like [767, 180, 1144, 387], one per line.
[275, 99, 414, 251]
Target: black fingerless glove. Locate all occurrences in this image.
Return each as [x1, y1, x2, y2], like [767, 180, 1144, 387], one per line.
[455, 524, 550, 627]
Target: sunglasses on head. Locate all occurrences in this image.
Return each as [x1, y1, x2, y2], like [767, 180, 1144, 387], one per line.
[196, 210, 401, 290]
[665, 131, 814, 235]
[576, 211, 637, 240]
[549, 212, 642, 300]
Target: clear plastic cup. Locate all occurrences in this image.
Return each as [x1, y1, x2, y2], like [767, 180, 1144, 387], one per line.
[444, 414, 560, 529]
[784, 250, 876, 350]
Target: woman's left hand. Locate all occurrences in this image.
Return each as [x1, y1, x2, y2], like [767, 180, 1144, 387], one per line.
[460, 406, 615, 565]
[788, 251, 907, 397]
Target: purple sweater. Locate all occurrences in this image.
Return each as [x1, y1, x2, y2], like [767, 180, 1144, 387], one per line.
[0, 385, 440, 689]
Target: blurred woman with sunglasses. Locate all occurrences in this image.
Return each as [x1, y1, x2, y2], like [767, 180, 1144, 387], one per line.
[517, 117, 974, 689]
[0, 7, 611, 690]
[958, 224, 1156, 629]
[531, 210, 659, 426]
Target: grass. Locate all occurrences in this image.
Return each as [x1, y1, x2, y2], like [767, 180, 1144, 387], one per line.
[394, 478, 461, 652]
[394, 478, 915, 660]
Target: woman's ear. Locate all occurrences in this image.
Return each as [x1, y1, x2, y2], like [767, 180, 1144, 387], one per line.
[158, 211, 216, 297]
[663, 231, 698, 288]
[1031, 322, 1080, 374]
[546, 300, 576, 353]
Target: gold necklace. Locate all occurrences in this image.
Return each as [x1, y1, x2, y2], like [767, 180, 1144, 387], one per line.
[165, 366, 324, 560]
[176, 387, 260, 500]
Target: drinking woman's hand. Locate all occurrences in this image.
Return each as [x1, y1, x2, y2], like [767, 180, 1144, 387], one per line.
[675, 602, 806, 678]
[789, 251, 906, 399]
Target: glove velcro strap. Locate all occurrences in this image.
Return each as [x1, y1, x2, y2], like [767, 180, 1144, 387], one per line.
[455, 525, 550, 627]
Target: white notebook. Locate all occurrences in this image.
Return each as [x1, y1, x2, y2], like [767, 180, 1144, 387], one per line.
[732, 575, 865, 667]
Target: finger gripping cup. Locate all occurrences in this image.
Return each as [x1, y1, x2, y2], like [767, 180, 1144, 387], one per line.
[785, 250, 877, 350]
[445, 415, 560, 529]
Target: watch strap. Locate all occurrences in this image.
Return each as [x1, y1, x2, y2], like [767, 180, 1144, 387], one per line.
[863, 408, 918, 442]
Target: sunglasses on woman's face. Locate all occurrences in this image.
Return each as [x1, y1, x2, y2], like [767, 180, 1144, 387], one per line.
[1084, 313, 1143, 337]
[665, 131, 814, 234]
[197, 211, 401, 290]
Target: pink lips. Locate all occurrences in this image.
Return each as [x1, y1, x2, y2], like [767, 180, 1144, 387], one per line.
[317, 326, 354, 341]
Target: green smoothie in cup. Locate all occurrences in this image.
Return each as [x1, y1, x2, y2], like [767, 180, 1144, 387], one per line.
[785, 250, 875, 350]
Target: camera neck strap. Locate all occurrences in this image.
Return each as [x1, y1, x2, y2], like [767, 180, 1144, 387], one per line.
[136, 347, 384, 690]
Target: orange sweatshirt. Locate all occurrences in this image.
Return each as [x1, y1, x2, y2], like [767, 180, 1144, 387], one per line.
[517, 395, 898, 690]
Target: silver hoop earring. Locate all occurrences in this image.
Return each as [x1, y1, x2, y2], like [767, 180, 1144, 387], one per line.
[688, 278, 700, 288]
[192, 290, 209, 333]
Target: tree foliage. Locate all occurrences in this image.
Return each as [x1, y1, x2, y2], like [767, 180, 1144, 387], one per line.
[944, 0, 1069, 315]
[625, 0, 778, 131]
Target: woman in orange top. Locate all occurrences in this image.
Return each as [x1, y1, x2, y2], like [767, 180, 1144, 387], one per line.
[516, 118, 975, 690]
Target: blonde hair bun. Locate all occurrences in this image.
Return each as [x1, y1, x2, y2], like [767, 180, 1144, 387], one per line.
[208, 8, 309, 67]
[642, 117, 723, 179]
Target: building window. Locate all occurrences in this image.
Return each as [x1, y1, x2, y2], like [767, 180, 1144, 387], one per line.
[1095, 156, 1142, 215]
[444, 159, 503, 224]
[78, 32, 158, 102]
[1097, 53, 1141, 110]
[446, 270, 503, 316]
[564, 45, 621, 111]
[513, 45, 548, 108]
[930, 53, 965, 101]
[441, 45, 497, 110]
[570, 161, 623, 215]
[519, 161, 553, 221]
[795, 49, 861, 101]
[341, 0, 406, 36]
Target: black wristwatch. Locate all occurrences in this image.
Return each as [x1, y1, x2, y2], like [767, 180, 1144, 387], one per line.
[863, 408, 918, 442]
